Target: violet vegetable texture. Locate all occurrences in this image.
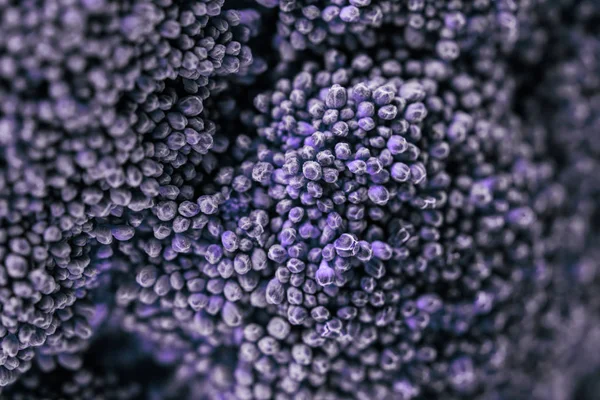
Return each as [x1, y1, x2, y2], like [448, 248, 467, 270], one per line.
[0, 0, 599, 399]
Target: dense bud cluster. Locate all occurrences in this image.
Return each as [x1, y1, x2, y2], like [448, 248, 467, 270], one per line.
[0, 0, 261, 387]
[0, 0, 598, 399]
[259, 0, 525, 62]
[487, 1, 600, 399]
[226, 47, 558, 398]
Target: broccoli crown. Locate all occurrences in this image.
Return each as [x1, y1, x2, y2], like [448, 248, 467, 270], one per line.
[0, 0, 598, 399]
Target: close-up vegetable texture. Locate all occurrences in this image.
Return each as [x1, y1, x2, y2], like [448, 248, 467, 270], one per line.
[0, 0, 599, 399]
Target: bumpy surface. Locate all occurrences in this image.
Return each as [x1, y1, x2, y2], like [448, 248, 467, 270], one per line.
[0, 0, 598, 399]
